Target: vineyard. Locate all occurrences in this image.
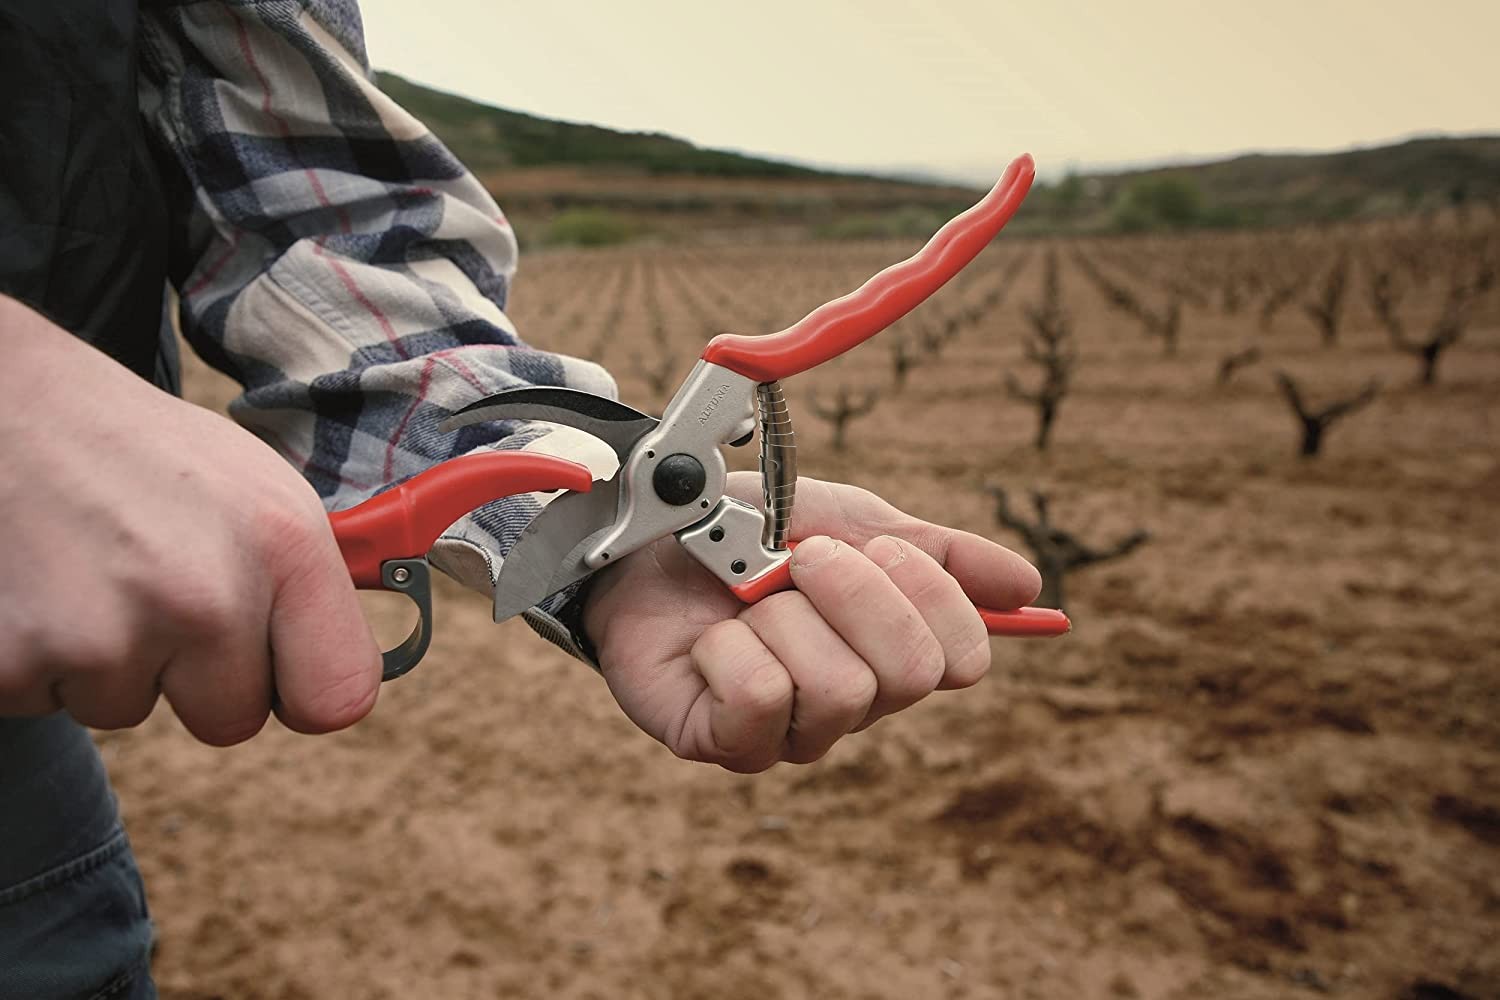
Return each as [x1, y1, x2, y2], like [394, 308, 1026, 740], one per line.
[107, 210, 1500, 999]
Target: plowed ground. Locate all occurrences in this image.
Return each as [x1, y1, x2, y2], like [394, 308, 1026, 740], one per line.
[109, 228, 1500, 999]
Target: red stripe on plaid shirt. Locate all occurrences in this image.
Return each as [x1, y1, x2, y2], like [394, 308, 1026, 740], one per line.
[312, 239, 410, 361]
[231, 8, 412, 366]
[384, 356, 435, 481]
[230, 8, 353, 236]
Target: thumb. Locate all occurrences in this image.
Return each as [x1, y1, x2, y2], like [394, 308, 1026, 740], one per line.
[268, 523, 384, 734]
[731, 473, 1043, 612]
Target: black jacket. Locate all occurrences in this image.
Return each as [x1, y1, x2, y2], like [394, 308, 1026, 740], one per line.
[0, 0, 175, 388]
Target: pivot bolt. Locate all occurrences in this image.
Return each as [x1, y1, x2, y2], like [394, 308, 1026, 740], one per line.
[391, 566, 411, 585]
[652, 453, 707, 506]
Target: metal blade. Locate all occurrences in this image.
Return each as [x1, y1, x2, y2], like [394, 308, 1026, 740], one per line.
[440, 387, 658, 465]
[492, 478, 622, 622]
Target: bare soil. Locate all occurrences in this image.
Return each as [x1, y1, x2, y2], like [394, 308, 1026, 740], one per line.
[108, 227, 1500, 999]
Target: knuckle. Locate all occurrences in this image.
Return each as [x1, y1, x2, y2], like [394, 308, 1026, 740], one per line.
[755, 590, 809, 618]
[732, 656, 793, 718]
[211, 716, 270, 747]
[159, 574, 241, 638]
[668, 739, 700, 764]
[719, 754, 780, 775]
[815, 555, 881, 606]
[76, 691, 158, 731]
[739, 590, 807, 631]
[945, 634, 993, 687]
[901, 521, 951, 561]
[697, 621, 792, 720]
[115, 697, 158, 729]
[890, 631, 945, 700]
[288, 665, 378, 733]
[248, 491, 327, 564]
[783, 742, 832, 766]
[901, 562, 953, 606]
[828, 669, 879, 718]
[186, 705, 272, 748]
[48, 621, 131, 675]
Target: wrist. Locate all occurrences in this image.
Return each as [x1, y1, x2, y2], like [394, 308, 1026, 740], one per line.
[0, 294, 111, 389]
[0, 295, 76, 414]
[554, 573, 602, 666]
[579, 559, 627, 666]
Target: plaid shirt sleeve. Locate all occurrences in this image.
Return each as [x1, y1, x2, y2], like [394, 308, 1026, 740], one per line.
[136, 0, 616, 662]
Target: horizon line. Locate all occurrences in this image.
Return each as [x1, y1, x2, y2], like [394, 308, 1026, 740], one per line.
[375, 70, 1499, 189]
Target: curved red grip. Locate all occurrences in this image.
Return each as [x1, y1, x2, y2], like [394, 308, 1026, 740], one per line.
[700, 153, 1036, 382]
[329, 452, 594, 588]
[729, 545, 1070, 639]
[978, 606, 1071, 638]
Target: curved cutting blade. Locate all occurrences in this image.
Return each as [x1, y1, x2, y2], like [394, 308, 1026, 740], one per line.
[440, 387, 657, 465]
[492, 477, 622, 623]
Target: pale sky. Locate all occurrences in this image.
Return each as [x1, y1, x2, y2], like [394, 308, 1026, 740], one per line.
[359, 0, 1499, 183]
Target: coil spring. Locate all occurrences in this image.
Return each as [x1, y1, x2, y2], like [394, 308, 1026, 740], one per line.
[756, 381, 796, 551]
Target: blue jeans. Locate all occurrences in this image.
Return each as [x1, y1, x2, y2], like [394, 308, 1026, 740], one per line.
[0, 715, 156, 999]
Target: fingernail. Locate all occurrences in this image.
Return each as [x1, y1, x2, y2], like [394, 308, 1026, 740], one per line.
[792, 535, 838, 568]
[865, 535, 905, 569]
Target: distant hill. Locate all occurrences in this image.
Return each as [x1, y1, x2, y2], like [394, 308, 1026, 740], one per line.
[375, 72, 1500, 240]
[375, 71, 836, 180]
[373, 72, 976, 245]
[1029, 136, 1500, 231]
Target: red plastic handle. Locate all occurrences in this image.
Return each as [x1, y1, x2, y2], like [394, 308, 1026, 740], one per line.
[700, 153, 1036, 382]
[329, 452, 594, 588]
[977, 606, 1072, 638]
[727, 546, 1070, 639]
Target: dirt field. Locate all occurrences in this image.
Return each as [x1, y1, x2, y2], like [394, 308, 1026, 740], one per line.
[106, 220, 1500, 999]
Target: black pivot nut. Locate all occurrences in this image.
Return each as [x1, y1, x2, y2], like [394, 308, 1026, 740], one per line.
[653, 453, 706, 506]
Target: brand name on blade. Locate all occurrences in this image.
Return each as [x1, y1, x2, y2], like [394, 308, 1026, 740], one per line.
[698, 384, 732, 424]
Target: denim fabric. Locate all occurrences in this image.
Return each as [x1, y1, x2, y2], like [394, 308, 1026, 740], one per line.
[0, 715, 156, 1000]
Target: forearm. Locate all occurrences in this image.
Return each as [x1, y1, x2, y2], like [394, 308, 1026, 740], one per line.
[137, 2, 614, 648]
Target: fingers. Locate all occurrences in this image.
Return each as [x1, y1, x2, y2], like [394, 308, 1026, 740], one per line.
[159, 631, 274, 747]
[736, 473, 1043, 611]
[686, 619, 793, 772]
[896, 521, 1043, 614]
[51, 672, 159, 731]
[861, 536, 992, 691]
[789, 535, 947, 728]
[30, 605, 160, 730]
[267, 525, 383, 735]
[740, 591, 876, 764]
[618, 476, 1043, 773]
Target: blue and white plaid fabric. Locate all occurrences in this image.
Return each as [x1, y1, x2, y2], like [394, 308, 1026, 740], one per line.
[138, 0, 618, 658]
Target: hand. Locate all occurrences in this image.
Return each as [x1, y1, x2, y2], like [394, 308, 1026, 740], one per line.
[582, 472, 1043, 772]
[0, 296, 382, 744]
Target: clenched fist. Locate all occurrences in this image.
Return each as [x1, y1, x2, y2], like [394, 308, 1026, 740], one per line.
[0, 296, 382, 744]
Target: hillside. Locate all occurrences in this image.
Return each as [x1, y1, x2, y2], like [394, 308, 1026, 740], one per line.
[1027, 136, 1500, 231]
[375, 72, 1500, 240]
[374, 72, 978, 246]
[375, 71, 833, 180]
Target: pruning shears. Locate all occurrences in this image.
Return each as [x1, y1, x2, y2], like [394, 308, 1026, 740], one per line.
[330, 154, 1069, 680]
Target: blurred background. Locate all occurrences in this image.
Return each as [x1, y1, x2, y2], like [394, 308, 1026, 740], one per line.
[118, 2, 1499, 998]
[359, 0, 1500, 246]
